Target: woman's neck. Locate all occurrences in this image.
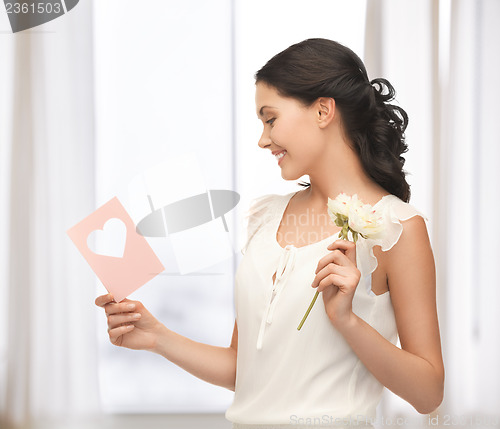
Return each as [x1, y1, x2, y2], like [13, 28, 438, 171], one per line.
[304, 137, 389, 208]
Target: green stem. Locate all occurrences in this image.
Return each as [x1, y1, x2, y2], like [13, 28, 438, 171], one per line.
[297, 290, 319, 330]
[298, 232, 357, 331]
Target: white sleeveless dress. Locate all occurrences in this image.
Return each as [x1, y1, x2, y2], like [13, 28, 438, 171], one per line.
[225, 190, 428, 428]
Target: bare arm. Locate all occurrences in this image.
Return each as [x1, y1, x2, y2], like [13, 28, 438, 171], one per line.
[154, 319, 238, 391]
[95, 294, 238, 391]
[333, 216, 445, 414]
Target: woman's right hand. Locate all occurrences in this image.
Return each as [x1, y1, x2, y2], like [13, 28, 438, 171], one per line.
[95, 293, 165, 352]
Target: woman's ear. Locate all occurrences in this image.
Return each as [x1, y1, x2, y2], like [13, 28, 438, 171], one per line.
[316, 97, 336, 128]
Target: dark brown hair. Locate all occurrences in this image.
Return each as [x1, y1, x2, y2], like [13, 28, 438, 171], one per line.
[255, 38, 411, 202]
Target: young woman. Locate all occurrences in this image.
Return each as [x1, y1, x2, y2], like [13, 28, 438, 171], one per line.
[95, 38, 444, 428]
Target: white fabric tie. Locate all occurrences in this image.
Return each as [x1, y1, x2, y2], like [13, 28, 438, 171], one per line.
[256, 244, 297, 350]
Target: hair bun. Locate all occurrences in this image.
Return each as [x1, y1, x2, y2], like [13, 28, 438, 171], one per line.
[370, 77, 396, 103]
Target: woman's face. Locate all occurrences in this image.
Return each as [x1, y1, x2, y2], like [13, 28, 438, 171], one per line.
[255, 81, 327, 180]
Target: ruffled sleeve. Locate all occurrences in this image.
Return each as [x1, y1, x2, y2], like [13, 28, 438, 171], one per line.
[240, 193, 278, 255]
[356, 195, 429, 290]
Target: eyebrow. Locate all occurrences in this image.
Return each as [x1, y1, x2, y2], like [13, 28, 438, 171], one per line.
[257, 105, 276, 118]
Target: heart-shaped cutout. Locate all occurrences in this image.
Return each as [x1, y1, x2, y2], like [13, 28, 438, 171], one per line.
[87, 217, 127, 258]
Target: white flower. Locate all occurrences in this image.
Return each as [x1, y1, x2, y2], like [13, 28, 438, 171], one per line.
[327, 193, 352, 229]
[326, 193, 384, 241]
[327, 192, 351, 218]
[298, 192, 385, 331]
[349, 194, 365, 211]
[348, 202, 384, 240]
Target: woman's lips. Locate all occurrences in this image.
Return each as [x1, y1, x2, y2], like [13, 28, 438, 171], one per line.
[275, 150, 287, 165]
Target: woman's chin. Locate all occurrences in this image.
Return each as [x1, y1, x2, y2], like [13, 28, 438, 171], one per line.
[280, 167, 302, 181]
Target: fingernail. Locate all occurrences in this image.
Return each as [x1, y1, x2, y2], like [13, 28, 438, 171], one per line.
[126, 303, 135, 310]
[131, 313, 141, 319]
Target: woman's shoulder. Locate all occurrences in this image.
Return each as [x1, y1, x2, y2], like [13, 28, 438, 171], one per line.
[374, 196, 435, 297]
[356, 193, 429, 279]
[375, 194, 429, 252]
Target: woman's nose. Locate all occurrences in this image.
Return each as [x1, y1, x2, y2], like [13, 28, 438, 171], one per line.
[258, 129, 271, 149]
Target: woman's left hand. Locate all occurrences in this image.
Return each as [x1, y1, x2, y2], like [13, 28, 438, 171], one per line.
[311, 239, 360, 327]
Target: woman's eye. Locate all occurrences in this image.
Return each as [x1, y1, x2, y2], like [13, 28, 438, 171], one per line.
[266, 118, 276, 126]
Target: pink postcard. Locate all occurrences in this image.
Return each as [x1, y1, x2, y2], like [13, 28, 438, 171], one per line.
[66, 196, 165, 302]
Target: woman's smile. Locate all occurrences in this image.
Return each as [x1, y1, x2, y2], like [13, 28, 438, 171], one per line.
[275, 150, 287, 165]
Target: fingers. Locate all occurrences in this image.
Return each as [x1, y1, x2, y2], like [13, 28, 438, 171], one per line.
[107, 313, 141, 329]
[315, 249, 351, 274]
[327, 239, 357, 264]
[104, 301, 137, 316]
[108, 324, 135, 345]
[327, 239, 355, 251]
[316, 273, 346, 293]
[95, 293, 115, 307]
[104, 300, 142, 347]
[311, 263, 347, 290]
[107, 313, 140, 346]
[95, 295, 144, 347]
[313, 268, 360, 293]
[312, 242, 361, 292]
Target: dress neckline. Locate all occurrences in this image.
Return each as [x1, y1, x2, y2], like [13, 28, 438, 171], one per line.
[273, 190, 393, 251]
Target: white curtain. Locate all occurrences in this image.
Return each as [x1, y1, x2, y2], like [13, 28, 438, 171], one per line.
[365, 0, 500, 422]
[443, 0, 500, 416]
[0, 1, 100, 427]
